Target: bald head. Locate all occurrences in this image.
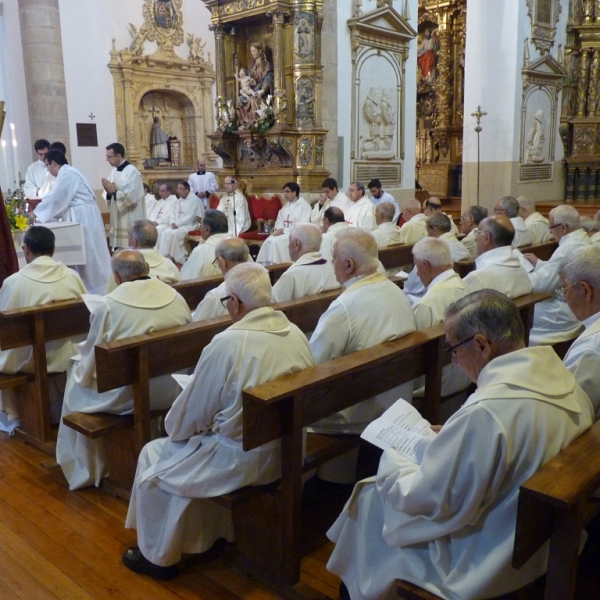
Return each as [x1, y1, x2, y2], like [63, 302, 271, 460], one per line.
[402, 198, 421, 220]
[323, 206, 346, 232]
[476, 215, 515, 255]
[376, 202, 396, 225]
[111, 249, 149, 283]
[289, 223, 322, 261]
[214, 237, 249, 275]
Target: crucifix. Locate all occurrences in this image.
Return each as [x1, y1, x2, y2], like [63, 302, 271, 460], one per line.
[471, 105, 487, 206]
[283, 217, 293, 228]
[88, 113, 96, 121]
[149, 105, 161, 119]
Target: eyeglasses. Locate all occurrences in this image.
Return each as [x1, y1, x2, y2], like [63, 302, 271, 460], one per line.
[548, 223, 563, 230]
[473, 228, 485, 237]
[445, 335, 475, 357]
[555, 281, 581, 301]
[212, 257, 219, 266]
[220, 295, 232, 309]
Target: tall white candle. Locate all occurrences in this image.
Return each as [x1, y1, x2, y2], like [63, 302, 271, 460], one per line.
[12, 140, 19, 187]
[1, 140, 8, 192]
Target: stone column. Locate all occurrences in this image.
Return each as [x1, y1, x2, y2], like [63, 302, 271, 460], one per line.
[270, 10, 286, 120]
[18, 0, 70, 152]
[320, 0, 338, 180]
[589, 49, 600, 117]
[211, 25, 227, 103]
[577, 48, 591, 117]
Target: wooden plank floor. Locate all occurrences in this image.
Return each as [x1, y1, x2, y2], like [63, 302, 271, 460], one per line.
[0, 433, 340, 600]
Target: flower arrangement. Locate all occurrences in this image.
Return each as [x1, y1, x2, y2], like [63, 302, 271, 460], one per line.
[252, 94, 275, 135]
[5, 199, 29, 231]
[217, 99, 237, 134]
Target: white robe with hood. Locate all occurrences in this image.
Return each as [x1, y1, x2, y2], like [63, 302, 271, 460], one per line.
[372, 222, 403, 248]
[157, 195, 205, 263]
[510, 216, 534, 248]
[310, 191, 351, 226]
[216, 191, 251, 235]
[125, 307, 315, 566]
[180, 233, 229, 281]
[525, 212, 550, 244]
[400, 214, 428, 244]
[327, 347, 594, 600]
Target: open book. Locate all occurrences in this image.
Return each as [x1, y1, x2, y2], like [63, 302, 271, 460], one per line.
[361, 398, 438, 464]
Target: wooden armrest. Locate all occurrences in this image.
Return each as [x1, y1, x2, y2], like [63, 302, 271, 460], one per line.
[0, 372, 33, 390]
[62, 412, 133, 438]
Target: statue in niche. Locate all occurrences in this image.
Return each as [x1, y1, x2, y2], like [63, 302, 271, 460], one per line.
[380, 89, 395, 151]
[187, 34, 206, 62]
[294, 17, 313, 58]
[417, 28, 439, 85]
[150, 117, 170, 161]
[235, 68, 257, 102]
[296, 77, 315, 125]
[363, 87, 382, 148]
[236, 42, 274, 130]
[526, 110, 546, 163]
[361, 87, 395, 159]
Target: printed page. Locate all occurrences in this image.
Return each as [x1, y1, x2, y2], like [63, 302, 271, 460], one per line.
[81, 294, 104, 313]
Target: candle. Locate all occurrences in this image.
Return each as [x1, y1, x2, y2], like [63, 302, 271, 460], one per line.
[12, 140, 19, 187]
[1, 140, 8, 192]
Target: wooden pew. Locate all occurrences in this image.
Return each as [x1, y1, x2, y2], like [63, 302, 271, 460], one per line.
[379, 243, 415, 271]
[0, 299, 90, 454]
[512, 418, 600, 600]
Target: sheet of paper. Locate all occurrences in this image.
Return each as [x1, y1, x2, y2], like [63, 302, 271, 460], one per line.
[172, 373, 192, 390]
[395, 270, 410, 279]
[81, 294, 104, 313]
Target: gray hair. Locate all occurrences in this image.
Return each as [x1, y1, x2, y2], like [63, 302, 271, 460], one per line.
[111, 249, 149, 281]
[203, 209, 229, 234]
[215, 237, 249, 263]
[412, 237, 452, 268]
[550, 205, 580, 229]
[376, 202, 396, 221]
[445, 289, 524, 349]
[401, 198, 421, 212]
[129, 219, 158, 248]
[427, 211, 452, 233]
[224, 262, 272, 311]
[334, 228, 379, 275]
[467, 205, 488, 225]
[580, 216, 597, 233]
[290, 223, 322, 252]
[479, 216, 514, 247]
[498, 196, 519, 218]
[517, 196, 536, 212]
[352, 181, 366, 195]
[559, 245, 600, 288]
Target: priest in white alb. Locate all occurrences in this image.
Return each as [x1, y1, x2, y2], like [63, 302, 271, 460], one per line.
[101, 143, 146, 248]
[23, 139, 50, 198]
[320, 207, 350, 262]
[399, 199, 428, 244]
[256, 182, 312, 264]
[188, 160, 218, 209]
[345, 181, 376, 230]
[149, 183, 178, 237]
[517, 196, 550, 244]
[493, 196, 533, 248]
[372, 202, 403, 248]
[216, 176, 250, 236]
[311, 177, 351, 226]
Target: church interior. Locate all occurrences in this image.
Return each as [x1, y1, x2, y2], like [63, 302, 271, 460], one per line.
[2, 0, 600, 599]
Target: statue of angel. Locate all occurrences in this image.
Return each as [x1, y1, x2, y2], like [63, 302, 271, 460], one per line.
[128, 23, 146, 56]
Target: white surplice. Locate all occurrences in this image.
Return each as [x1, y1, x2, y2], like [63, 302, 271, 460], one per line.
[180, 233, 229, 281]
[438, 231, 471, 262]
[525, 212, 550, 244]
[105, 163, 146, 248]
[23, 160, 47, 198]
[144, 193, 157, 217]
[310, 192, 352, 226]
[149, 194, 178, 239]
[320, 222, 350, 262]
[463, 246, 533, 298]
[346, 196, 376, 230]
[460, 229, 477, 259]
[510, 216, 534, 248]
[327, 347, 594, 600]
[105, 248, 181, 293]
[528, 228, 590, 346]
[271, 252, 340, 303]
[192, 281, 228, 322]
[400, 214, 428, 244]
[156, 195, 205, 263]
[372, 222, 404, 248]
[125, 307, 315, 566]
[256, 197, 312, 264]
[56, 278, 192, 490]
[34, 164, 112, 295]
[310, 273, 417, 434]
[188, 171, 218, 208]
[216, 190, 251, 235]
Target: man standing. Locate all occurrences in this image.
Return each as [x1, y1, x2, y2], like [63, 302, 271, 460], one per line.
[371, 202, 403, 248]
[517, 196, 550, 244]
[188, 160, 218, 209]
[156, 181, 204, 264]
[180, 209, 230, 280]
[56, 250, 192, 490]
[271, 223, 339, 303]
[122, 263, 314, 579]
[368, 178, 400, 223]
[23, 139, 50, 198]
[105, 220, 181, 293]
[460, 205, 488, 259]
[256, 182, 312, 264]
[149, 183, 178, 237]
[399, 199, 428, 244]
[101, 143, 146, 249]
[311, 178, 351, 226]
[327, 290, 593, 600]
[216, 177, 250, 235]
[320, 207, 349, 262]
[493, 196, 533, 248]
[192, 238, 250, 321]
[523, 205, 589, 346]
[427, 212, 470, 261]
[34, 150, 112, 295]
[345, 182, 375, 230]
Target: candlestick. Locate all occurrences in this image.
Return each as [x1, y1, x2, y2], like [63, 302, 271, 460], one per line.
[1, 140, 8, 192]
[12, 140, 19, 187]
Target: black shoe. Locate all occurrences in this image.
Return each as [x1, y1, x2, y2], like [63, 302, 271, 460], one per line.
[339, 581, 351, 600]
[122, 546, 178, 581]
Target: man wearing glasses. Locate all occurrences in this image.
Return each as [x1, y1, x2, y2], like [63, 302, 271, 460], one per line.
[327, 290, 594, 600]
[522, 204, 590, 346]
[459, 205, 488, 259]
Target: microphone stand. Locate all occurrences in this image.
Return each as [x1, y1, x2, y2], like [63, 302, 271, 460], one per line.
[231, 194, 238, 237]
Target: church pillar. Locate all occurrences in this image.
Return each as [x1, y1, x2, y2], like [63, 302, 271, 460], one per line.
[577, 48, 591, 117]
[270, 10, 286, 120]
[18, 0, 70, 152]
[122, 73, 139, 163]
[588, 50, 600, 117]
[435, 30, 453, 130]
[211, 25, 227, 104]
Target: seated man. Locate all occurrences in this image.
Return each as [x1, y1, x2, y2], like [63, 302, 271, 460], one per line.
[368, 178, 400, 223]
[346, 181, 376, 230]
[328, 290, 594, 600]
[320, 206, 349, 262]
[256, 182, 312, 264]
[426, 212, 470, 261]
[106, 219, 181, 293]
[518, 196, 549, 243]
[180, 209, 229, 281]
[0, 226, 87, 431]
[459, 204, 488, 259]
[311, 177, 351, 226]
[494, 196, 533, 248]
[216, 176, 251, 235]
[271, 223, 340, 303]
[411, 237, 470, 395]
[523, 205, 589, 346]
[122, 263, 315, 579]
[371, 202, 403, 248]
[148, 183, 177, 238]
[559, 245, 600, 417]
[156, 181, 205, 264]
[192, 237, 249, 321]
[56, 250, 192, 490]
[463, 215, 533, 298]
[422, 196, 459, 236]
[399, 199, 427, 244]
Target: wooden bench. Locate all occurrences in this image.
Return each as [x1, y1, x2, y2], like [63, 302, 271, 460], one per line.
[512, 418, 600, 600]
[379, 243, 415, 271]
[0, 299, 90, 454]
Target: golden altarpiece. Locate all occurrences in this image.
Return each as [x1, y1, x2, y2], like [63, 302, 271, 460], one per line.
[201, 0, 329, 191]
[109, 0, 216, 187]
[416, 0, 466, 198]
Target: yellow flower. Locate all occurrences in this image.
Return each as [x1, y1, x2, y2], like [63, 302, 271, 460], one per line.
[14, 215, 29, 231]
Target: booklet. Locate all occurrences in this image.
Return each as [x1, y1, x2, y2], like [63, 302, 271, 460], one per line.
[81, 294, 104, 313]
[172, 373, 192, 390]
[361, 398, 438, 463]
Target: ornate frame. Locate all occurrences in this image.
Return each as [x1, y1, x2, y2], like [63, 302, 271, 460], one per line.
[526, 0, 562, 56]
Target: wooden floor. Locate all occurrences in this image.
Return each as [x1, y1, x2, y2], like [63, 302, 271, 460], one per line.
[0, 433, 341, 600]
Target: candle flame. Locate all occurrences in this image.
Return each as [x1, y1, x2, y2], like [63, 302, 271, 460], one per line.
[12, 140, 17, 148]
[9, 123, 15, 130]
[1, 140, 5, 148]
